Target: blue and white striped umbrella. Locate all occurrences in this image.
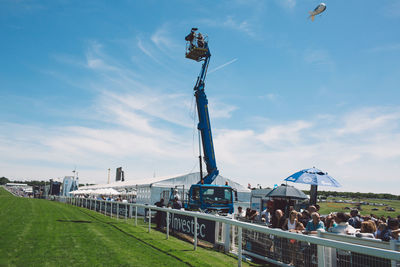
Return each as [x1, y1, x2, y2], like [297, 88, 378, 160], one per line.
[284, 167, 341, 187]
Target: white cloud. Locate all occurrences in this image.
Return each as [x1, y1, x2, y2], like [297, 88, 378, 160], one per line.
[257, 120, 312, 146]
[259, 93, 278, 102]
[208, 100, 237, 119]
[137, 38, 161, 64]
[336, 107, 400, 136]
[200, 16, 255, 37]
[367, 43, 400, 53]
[150, 24, 178, 50]
[276, 0, 296, 10]
[304, 49, 333, 66]
[223, 16, 254, 36]
[213, 107, 400, 194]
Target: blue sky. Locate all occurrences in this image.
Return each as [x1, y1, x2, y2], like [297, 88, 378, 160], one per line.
[1, 0, 400, 194]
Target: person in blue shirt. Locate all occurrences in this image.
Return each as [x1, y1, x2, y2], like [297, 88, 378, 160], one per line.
[305, 212, 325, 234]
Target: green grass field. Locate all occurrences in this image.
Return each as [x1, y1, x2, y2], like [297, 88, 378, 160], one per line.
[318, 198, 400, 218]
[0, 188, 257, 267]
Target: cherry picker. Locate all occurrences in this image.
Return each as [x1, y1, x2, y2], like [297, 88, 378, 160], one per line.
[183, 28, 235, 214]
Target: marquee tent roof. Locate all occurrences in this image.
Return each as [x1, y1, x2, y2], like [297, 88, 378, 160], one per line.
[79, 172, 250, 193]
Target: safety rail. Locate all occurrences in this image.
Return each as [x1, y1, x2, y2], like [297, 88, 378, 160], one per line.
[53, 196, 400, 267]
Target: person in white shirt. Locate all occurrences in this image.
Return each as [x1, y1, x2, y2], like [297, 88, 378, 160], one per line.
[236, 206, 246, 218]
[260, 207, 270, 224]
[328, 212, 356, 235]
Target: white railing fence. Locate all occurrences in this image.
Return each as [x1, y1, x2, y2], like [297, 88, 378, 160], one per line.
[53, 196, 400, 267]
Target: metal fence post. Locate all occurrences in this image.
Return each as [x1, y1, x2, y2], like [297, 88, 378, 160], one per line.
[125, 204, 127, 221]
[194, 216, 198, 250]
[166, 211, 169, 239]
[317, 230, 326, 267]
[129, 204, 132, 219]
[110, 202, 113, 218]
[148, 208, 151, 232]
[390, 240, 397, 267]
[238, 226, 242, 267]
[135, 206, 137, 226]
[117, 203, 119, 220]
[224, 223, 231, 253]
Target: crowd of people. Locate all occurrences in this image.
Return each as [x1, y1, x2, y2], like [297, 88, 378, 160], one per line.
[237, 205, 400, 242]
[4, 186, 32, 198]
[237, 205, 399, 266]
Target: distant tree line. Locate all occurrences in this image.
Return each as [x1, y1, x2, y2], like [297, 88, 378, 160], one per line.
[302, 190, 400, 200]
[0, 177, 10, 185]
[0, 177, 48, 186]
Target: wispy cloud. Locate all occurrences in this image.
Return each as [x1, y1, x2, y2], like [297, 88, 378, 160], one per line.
[150, 24, 179, 51]
[335, 107, 400, 136]
[137, 38, 161, 64]
[208, 58, 238, 74]
[259, 93, 279, 102]
[200, 16, 255, 37]
[223, 16, 254, 36]
[208, 100, 237, 119]
[304, 49, 333, 66]
[382, 1, 400, 18]
[275, 0, 296, 10]
[366, 43, 400, 53]
[257, 120, 312, 146]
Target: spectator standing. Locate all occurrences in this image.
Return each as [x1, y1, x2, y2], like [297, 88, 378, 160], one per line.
[271, 209, 285, 229]
[172, 197, 182, 210]
[305, 212, 325, 234]
[381, 218, 400, 241]
[348, 209, 363, 229]
[328, 212, 356, 235]
[261, 207, 270, 224]
[154, 198, 165, 229]
[283, 210, 300, 232]
[325, 214, 337, 231]
[236, 206, 246, 219]
[375, 222, 387, 239]
[299, 210, 311, 228]
[356, 221, 376, 239]
[308, 205, 317, 214]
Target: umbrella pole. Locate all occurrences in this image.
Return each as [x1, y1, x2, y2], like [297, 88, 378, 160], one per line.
[310, 185, 318, 206]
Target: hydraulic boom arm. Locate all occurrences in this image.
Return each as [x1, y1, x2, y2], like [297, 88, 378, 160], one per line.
[190, 41, 219, 185]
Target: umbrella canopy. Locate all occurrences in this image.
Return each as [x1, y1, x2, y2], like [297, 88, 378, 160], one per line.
[284, 167, 341, 187]
[265, 184, 308, 200]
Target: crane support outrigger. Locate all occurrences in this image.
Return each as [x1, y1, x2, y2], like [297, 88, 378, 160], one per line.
[183, 28, 235, 214]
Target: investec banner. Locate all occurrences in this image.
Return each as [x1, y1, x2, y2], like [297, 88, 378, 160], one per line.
[161, 212, 215, 243]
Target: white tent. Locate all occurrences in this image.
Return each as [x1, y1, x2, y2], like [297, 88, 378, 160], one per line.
[78, 172, 250, 214]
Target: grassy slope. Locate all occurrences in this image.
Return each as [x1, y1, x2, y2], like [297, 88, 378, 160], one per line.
[319, 198, 400, 218]
[0, 188, 255, 267]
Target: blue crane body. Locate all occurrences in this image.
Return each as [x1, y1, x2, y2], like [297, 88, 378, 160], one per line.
[182, 30, 235, 214]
